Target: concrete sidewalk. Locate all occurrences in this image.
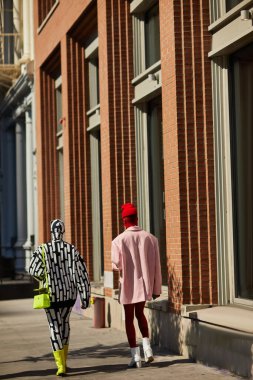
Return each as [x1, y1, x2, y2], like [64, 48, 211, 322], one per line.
[0, 299, 241, 380]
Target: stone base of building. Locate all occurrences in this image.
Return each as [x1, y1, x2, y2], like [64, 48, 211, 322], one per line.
[77, 292, 253, 378]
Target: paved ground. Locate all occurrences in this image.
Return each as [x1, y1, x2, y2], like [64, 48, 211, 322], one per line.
[0, 299, 242, 379]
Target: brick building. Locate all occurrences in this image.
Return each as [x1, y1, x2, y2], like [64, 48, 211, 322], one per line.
[34, 0, 253, 377]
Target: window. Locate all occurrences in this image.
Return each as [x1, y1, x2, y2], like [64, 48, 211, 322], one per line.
[55, 76, 64, 220]
[229, 43, 253, 301]
[38, 0, 58, 28]
[131, 0, 166, 283]
[87, 55, 99, 110]
[210, 0, 253, 305]
[226, 0, 244, 12]
[147, 97, 166, 282]
[145, 3, 160, 69]
[85, 36, 103, 282]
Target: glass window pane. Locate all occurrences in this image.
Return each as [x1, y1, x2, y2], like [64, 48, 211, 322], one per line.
[147, 97, 167, 283]
[230, 43, 253, 300]
[56, 85, 62, 133]
[88, 56, 100, 110]
[58, 148, 64, 220]
[145, 3, 160, 69]
[226, 0, 244, 12]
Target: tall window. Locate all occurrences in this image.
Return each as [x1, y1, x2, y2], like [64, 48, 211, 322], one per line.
[85, 36, 103, 282]
[55, 76, 64, 220]
[145, 3, 160, 69]
[230, 43, 253, 300]
[131, 0, 167, 284]
[88, 55, 99, 110]
[147, 97, 166, 282]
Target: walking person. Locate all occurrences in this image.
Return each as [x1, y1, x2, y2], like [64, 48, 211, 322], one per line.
[111, 203, 162, 368]
[29, 219, 90, 376]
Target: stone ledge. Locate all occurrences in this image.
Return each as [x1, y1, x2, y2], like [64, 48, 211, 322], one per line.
[185, 305, 253, 335]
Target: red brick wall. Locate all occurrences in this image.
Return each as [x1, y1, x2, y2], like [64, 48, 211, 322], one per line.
[35, 0, 217, 310]
[160, 0, 217, 311]
[61, 35, 93, 274]
[98, 0, 136, 282]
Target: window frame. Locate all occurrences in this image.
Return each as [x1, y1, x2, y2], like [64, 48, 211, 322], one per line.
[85, 35, 103, 283]
[55, 75, 64, 220]
[131, 0, 164, 232]
[210, 0, 253, 307]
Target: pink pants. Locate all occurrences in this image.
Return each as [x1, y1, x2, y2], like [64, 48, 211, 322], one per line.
[123, 301, 149, 348]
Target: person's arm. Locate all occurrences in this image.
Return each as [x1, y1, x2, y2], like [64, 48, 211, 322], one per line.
[29, 245, 45, 281]
[74, 250, 91, 309]
[152, 238, 162, 298]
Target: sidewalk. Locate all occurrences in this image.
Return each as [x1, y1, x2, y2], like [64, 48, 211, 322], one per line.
[0, 299, 241, 380]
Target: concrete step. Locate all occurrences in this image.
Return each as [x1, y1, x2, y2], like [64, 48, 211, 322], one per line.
[0, 280, 34, 300]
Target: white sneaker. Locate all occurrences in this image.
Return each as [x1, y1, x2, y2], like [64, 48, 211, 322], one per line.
[128, 347, 142, 368]
[142, 337, 154, 363]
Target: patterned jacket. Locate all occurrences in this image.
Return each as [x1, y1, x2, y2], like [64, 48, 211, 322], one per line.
[29, 240, 90, 308]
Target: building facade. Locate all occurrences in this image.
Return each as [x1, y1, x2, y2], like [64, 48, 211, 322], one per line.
[0, 0, 36, 276]
[33, 0, 253, 377]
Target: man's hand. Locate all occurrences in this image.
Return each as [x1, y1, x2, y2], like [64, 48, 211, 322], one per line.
[152, 294, 159, 300]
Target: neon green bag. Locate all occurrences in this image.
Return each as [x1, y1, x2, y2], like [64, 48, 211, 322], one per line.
[33, 245, 51, 309]
[33, 292, 50, 309]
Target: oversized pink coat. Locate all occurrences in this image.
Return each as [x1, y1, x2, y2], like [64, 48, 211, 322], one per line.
[111, 226, 162, 305]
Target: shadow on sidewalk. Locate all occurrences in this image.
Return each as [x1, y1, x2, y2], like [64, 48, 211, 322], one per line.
[0, 340, 194, 379]
[0, 358, 194, 379]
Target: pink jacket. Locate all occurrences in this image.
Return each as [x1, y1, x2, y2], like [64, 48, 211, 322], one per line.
[111, 226, 162, 305]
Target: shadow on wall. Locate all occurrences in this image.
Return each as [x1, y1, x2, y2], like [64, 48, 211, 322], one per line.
[149, 263, 183, 354]
[185, 318, 253, 378]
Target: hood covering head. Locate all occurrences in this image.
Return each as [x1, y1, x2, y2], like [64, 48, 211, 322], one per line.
[50, 219, 65, 241]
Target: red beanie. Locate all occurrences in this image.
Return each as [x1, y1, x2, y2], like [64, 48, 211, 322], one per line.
[121, 203, 137, 218]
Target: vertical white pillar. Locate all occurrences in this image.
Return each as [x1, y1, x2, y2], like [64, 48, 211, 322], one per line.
[23, 108, 34, 272]
[13, 0, 20, 64]
[15, 121, 27, 271]
[29, 0, 34, 60]
[22, 0, 30, 60]
[31, 91, 38, 245]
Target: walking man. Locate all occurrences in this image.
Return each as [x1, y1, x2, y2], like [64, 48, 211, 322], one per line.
[111, 203, 162, 368]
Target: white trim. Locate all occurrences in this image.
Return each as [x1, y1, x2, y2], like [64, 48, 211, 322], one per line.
[135, 105, 150, 231]
[85, 37, 99, 59]
[209, 12, 253, 57]
[55, 75, 62, 89]
[130, 0, 157, 14]
[212, 57, 235, 305]
[37, 1, 59, 34]
[209, 0, 253, 31]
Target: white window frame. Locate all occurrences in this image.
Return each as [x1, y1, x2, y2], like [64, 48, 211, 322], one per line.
[55, 75, 64, 220]
[131, 0, 162, 231]
[209, 0, 252, 23]
[210, 0, 253, 307]
[85, 36, 103, 283]
[85, 36, 100, 130]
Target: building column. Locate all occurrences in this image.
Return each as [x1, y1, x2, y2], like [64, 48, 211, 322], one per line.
[15, 120, 27, 271]
[21, 0, 32, 61]
[13, 0, 21, 64]
[23, 108, 34, 272]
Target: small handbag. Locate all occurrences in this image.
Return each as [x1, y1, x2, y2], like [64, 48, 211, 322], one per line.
[33, 245, 51, 309]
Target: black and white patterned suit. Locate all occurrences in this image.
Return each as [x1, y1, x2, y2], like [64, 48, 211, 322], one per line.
[29, 219, 90, 352]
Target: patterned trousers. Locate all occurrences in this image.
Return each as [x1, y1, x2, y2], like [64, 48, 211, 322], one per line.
[45, 306, 72, 351]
